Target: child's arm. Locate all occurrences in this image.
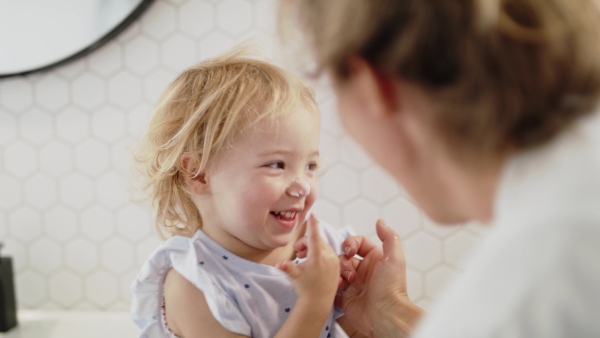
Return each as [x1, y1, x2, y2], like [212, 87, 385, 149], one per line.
[164, 263, 335, 338]
[273, 215, 341, 338]
[288, 222, 370, 337]
[163, 269, 249, 338]
[163, 215, 339, 338]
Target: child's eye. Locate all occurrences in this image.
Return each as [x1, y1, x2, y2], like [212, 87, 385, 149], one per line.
[267, 162, 285, 169]
[306, 162, 319, 171]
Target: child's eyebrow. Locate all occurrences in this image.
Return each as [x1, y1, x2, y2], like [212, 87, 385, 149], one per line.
[258, 149, 291, 157]
[258, 150, 320, 157]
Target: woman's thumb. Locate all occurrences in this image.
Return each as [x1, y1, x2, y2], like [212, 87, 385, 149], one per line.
[376, 219, 405, 261]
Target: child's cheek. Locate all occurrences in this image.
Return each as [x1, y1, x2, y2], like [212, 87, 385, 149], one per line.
[306, 183, 319, 208]
[239, 188, 262, 207]
[311, 181, 319, 199]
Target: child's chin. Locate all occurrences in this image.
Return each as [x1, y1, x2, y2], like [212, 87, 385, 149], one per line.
[270, 235, 294, 248]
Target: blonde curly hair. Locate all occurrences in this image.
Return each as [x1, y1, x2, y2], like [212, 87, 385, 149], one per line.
[136, 46, 319, 238]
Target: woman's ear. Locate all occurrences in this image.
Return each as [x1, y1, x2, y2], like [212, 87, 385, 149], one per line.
[180, 152, 208, 195]
[344, 57, 400, 119]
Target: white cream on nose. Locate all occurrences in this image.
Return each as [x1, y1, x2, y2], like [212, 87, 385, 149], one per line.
[285, 177, 311, 197]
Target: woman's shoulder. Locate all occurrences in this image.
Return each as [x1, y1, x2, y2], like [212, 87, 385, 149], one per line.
[414, 217, 600, 338]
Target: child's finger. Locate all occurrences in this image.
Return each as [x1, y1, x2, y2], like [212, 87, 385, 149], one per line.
[293, 236, 308, 258]
[305, 214, 323, 258]
[276, 260, 301, 280]
[293, 236, 308, 253]
[296, 248, 308, 259]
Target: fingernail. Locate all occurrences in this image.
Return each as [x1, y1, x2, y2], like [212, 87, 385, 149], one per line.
[343, 243, 355, 255]
[342, 271, 353, 281]
[343, 245, 350, 255]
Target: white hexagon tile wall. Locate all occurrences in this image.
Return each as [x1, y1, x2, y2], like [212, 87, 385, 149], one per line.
[0, 0, 490, 312]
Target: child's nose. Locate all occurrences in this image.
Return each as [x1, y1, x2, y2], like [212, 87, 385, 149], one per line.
[285, 177, 311, 197]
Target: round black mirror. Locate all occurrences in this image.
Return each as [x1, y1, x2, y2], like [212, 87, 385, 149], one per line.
[0, 0, 155, 78]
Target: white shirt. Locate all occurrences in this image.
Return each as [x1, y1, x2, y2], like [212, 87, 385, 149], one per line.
[414, 112, 600, 337]
[131, 222, 352, 338]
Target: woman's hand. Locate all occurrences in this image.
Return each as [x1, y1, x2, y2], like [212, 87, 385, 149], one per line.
[337, 219, 423, 337]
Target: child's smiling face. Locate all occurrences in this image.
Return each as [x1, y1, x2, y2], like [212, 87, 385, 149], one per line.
[199, 107, 321, 258]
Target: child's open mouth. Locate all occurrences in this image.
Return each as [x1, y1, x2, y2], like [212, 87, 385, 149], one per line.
[270, 211, 297, 221]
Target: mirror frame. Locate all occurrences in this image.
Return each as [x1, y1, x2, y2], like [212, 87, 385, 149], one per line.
[0, 0, 156, 78]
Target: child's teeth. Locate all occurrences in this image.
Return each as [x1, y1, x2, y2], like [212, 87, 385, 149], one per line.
[273, 211, 295, 219]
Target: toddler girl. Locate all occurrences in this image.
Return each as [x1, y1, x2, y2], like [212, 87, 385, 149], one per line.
[130, 47, 357, 338]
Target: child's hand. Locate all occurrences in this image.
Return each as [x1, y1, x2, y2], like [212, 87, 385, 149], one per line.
[276, 214, 340, 305]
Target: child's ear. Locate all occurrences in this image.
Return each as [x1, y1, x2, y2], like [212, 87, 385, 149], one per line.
[180, 152, 209, 195]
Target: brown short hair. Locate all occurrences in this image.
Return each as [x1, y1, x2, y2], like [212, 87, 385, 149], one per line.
[280, 0, 600, 161]
[136, 46, 318, 238]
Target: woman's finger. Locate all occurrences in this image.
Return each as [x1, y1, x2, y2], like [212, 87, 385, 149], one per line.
[339, 255, 361, 283]
[376, 219, 405, 264]
[342, 234, 380, 259]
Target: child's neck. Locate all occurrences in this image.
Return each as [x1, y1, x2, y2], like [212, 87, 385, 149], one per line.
[202, 222, 306, 267]
[241, 245, 295, 266]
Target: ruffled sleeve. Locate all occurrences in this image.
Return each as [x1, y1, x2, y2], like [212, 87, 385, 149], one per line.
[130, 233, 251, 337]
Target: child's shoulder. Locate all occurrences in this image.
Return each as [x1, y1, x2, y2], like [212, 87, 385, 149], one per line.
[145, 231, 201, 262]
[133, 231, 202, 284]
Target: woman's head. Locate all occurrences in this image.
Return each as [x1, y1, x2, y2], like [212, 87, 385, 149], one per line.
[137, 46, 319, 238]
[280, 0, 600, 223]
[281, 0, 600, 158]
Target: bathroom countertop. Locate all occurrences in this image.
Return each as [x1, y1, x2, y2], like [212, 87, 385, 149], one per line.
[0, 310, 139, 338]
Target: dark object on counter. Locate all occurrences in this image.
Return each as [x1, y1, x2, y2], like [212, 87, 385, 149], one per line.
[0, 243, 17, 332]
